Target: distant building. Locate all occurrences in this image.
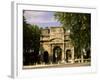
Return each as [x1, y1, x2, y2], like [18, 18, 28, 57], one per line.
[40, 27, 74, 63]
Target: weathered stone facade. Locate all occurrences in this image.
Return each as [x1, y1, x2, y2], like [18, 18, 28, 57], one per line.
[40, 27, 74, 63]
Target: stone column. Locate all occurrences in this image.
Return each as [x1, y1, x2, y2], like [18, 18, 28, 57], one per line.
[81, 53, 84, 63]
[61, 43, 65, 63]
[50, 44, 53, 64]
[71, 47, 74, 63]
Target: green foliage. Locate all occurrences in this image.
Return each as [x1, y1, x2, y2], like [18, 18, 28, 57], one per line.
[55, 12, 91, 57]
[23, 20, 40, 53]
[23, 15, 41, 65]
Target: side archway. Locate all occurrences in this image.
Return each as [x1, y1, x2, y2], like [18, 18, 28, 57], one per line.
[65, 49, 71, 63]
[43, 51, 49, 64]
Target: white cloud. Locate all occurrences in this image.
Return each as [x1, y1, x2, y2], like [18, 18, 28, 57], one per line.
[24, 10, 58, 24]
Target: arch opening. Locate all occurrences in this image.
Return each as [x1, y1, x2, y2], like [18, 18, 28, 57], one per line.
[53, 46, 62, 63]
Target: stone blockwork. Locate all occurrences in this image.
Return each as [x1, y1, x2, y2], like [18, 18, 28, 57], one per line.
[40, 27, 74, 63]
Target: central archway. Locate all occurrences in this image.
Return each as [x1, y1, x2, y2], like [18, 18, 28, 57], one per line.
[53, 46, 62, 63]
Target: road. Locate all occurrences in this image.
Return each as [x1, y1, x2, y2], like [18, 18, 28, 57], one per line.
[23, 62, 91, 69]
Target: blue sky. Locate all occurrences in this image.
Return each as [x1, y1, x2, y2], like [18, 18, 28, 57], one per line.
[24, 10, 61, 28]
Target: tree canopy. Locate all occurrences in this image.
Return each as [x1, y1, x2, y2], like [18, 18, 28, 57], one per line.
[23, 16, 40, 53]
[23, 15, 41, 65]
[54, 12, 91, 57]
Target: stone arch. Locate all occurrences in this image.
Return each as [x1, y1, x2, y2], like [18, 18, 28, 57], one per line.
[43, 51, 49, 64]
[65, 49, 71, 63]
[53, 46, 62, 63]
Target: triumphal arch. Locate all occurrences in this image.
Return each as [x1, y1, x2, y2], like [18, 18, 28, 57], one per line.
[40, 27, 74, 63]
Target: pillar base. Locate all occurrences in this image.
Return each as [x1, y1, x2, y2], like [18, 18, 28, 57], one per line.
[61, 59, 66, 64]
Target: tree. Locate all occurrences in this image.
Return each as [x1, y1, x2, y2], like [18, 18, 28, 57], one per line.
[54, 12, 91, 59]
[23, 12, 41, 65]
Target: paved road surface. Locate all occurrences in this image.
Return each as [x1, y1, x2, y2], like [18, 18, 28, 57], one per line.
[23, 63, 90, 69]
